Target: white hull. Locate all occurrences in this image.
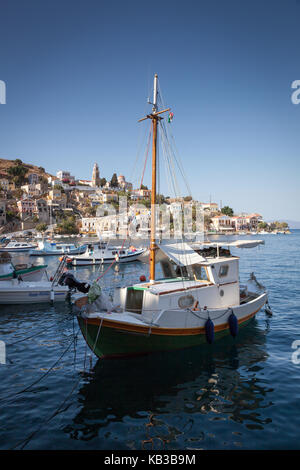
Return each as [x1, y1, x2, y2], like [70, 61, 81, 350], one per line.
[0, 267, 46, 282]
[82, 291, 267, 331]
[0, 280, 69, 304]
[69, 248, 145, 266]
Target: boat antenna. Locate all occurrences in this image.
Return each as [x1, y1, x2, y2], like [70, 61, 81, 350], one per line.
[138, 74, 170, 283]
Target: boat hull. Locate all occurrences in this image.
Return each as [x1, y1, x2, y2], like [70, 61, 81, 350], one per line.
[0, 281, 69, 304]
[77, 293, 267, 358]
[30, 246, 87, 256]
[70, 250, 145, 266]
[0, 265, 47, 281]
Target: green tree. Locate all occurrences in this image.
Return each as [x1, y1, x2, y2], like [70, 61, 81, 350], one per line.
[221, 206, 234, 217]
[100, 177, 107, 187]
[7, 161, 28, 187]
[258, 221, 268, 230]
[110, 173, 119, 188]
[36, 223, 48, 232]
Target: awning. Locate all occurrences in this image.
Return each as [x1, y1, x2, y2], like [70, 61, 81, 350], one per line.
[191, 239, 265, 250]
[137, 242, 206, 266]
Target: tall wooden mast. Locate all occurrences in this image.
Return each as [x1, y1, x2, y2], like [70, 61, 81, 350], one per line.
[138, 74, 170, 283]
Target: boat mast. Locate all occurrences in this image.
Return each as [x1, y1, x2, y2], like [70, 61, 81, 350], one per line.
[138, 74, 170, 283]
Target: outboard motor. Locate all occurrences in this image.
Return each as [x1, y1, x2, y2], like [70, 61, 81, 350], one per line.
[58, 272, 90, 293]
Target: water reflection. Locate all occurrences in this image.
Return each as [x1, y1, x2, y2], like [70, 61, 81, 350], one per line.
[63, 318, 274, 449]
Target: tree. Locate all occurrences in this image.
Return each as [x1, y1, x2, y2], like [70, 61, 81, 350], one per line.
[221, 206, 234, 217]
[110, 173, 119, 188]
[140, 184, 148, 190]
[258, 221, 268, 230]
[100, 177, 107, 187]
[36, 223, 48, 232]
[56, 215, 79, 234]
[7, 162, 28, 187]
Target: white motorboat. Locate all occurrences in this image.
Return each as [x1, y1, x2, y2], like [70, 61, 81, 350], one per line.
[75, 74, 269, 359]
[66, 242, 146, 266]
[0, 279, 70, 304]
[0, 252, 47, 281]
[29, 240, 87, 256]
[0, 240, 37, 252]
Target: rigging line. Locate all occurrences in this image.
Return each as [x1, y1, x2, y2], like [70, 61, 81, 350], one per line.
[159, 120, 191, 279]
[129, 119, 150, 187]
[12, 300, 107, 450]
[157, 86, 193, 197]
[140, 125, 152, 189]
[5, 316, 74, 346]
[0, 331, 80, 406]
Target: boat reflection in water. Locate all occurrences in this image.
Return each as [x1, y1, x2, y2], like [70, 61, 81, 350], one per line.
[63, 317, 273, 449]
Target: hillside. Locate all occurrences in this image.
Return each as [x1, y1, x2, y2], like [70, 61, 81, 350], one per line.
[0, 158, 54, 180]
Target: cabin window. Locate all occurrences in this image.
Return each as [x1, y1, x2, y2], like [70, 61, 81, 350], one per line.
[178, 294, 195, 309]
[161, 261, 175, 279]
[219, 265, 229, 277]
[126, 288, 144, 314]
[120, 251, 125, 255]
[192, 265, 209, 281]
[175, 265, 189, 278]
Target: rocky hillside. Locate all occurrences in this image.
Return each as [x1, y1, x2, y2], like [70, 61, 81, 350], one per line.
[0, 158, 54, 180]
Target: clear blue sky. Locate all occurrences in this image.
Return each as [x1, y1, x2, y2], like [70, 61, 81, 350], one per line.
[0, 0, 299, 221]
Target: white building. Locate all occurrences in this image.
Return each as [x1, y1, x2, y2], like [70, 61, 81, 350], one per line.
[56, 170, 75, 183]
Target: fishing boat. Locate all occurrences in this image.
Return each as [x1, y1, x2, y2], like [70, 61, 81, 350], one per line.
[0, 240, 37, 252]
[76, 74, 269, 358]
[0, 252, 47, 281]
[66, 241, 145, 266]
[29, 240, 87, 256]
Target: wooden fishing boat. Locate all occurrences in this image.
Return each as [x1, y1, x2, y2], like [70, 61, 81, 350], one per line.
[76, 74, 268, 358]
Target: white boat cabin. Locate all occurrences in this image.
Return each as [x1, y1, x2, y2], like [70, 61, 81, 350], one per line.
[113, 242, 247, 321]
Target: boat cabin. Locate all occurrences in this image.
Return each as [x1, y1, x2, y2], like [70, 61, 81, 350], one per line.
[113, 242, 241, 320]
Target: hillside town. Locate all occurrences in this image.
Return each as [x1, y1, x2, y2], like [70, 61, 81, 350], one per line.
[0, 158, 289, 236]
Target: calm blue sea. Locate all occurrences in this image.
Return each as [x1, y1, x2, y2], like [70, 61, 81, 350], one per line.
[0, 231, 299, 450]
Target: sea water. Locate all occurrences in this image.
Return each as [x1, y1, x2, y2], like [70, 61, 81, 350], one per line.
[0, 231, 299, 450]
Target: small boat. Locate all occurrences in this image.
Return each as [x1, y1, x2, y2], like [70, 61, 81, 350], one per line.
[29, 240, 87, 256]
[0, 279, 70, 304]
[0, 252, 47, 281]
[0, 240, 37, 252]
[0, 256, 92, 304]
[67, 242, 146, 266]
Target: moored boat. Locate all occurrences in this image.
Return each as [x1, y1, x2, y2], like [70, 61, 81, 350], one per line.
[0, 252, 47, 281]
[75, 74, 269, 359]
[29, 240, 87, 256]
[0, 240, 37, 252]
[67, 242, 145, 266]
